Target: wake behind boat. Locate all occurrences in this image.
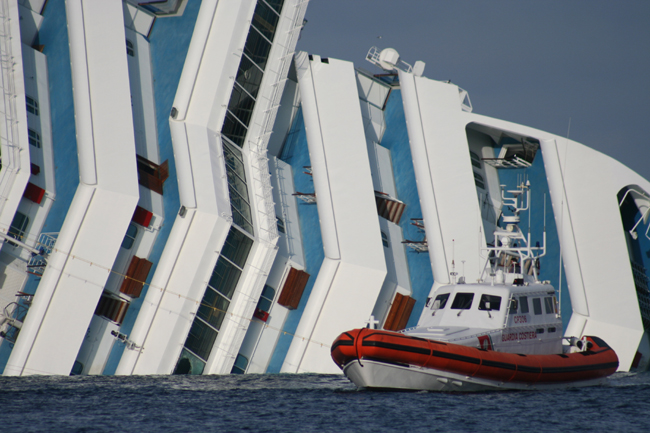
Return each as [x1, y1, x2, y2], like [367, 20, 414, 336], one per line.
[331, 182, 619, 391]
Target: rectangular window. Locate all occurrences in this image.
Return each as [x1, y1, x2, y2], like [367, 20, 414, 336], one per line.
[544, 297, 555, 314]
[184, 321, 218, 361]
[519, 296, 529, 314]
[533, 298, 543, 315]
[509, 298, 518, 313]
[256, 285, 276, 313]
[208, 259, 243, 300]
[473, 172, 485, 189]
[276, 216, 285, 234]
[470, 150, 482, 169]
[251, 1, 281, 41]
[222, 111, 247, 147]
[26, 95, 39, 115]
[126, 40, 135, 57]
[478, 294, 501, 311]
[243, 24, 272, 71]
[431, 293, 450, 310]
[221, 228, 253, 268]
[451, 292, 474, 310]
[231, 353, 249, 374]
[8, 212, 29, 242]
[197, 288, 230, 330]
[121, 223, 138, 249]
[28, 129, 41, 148]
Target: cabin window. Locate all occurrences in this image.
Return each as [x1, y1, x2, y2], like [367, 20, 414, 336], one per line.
[470, 150, 482, 169]
[381, 231, 389, 248]
[509, 298, 518, 313]
[451, 292, 474, 310]
[8, 212, 29, 242]
[478, 294, 501, 311]
[432, 293, 450, 310]
[473, 172, 485, 189]
[230, 354, 249, 374]
[28, 129, 41, 148]
[548, 327, 557, 333]
[26, 95, 39, 115]
[256, 285, 275, 313]
[276, 216, 285, 234]
[519, 296, 529, 314]
[126, 40, 135, 57]
[533, 298, 543, 315]
[121, 223, 138, 249]
[544, 297, 555, 314]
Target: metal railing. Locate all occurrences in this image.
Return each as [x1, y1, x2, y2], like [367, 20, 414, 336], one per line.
[245, 0, 306, 246]
[0, 0, 23, 209]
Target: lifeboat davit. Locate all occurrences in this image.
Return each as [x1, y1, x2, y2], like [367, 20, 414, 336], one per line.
[332, 328, 618, 391]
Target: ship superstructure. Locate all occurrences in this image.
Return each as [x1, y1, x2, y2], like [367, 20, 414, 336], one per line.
[0, 1, 648, 376]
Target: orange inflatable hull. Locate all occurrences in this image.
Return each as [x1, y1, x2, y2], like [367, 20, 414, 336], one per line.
[332, 328, 618, 385]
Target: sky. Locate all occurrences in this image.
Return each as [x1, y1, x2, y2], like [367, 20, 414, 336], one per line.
[296, 0, 650, 181]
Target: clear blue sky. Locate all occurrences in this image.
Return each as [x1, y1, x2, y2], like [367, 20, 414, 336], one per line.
[297, 0, 650, 180]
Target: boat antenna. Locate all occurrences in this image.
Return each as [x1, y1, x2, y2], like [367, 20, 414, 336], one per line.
[450, 239, 457, 284]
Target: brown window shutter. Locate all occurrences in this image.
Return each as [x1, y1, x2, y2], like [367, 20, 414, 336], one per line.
[95, 294, 130, 325]
[383, 293, 416, 331]
[120, 256, 153, 298]
[277, 267, 310, 310]
[136, 155, 169, 195]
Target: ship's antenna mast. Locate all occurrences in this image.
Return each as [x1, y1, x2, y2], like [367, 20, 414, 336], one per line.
[450, 239, 457, 284]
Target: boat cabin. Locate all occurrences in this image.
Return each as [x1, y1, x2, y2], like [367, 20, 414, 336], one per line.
[406, 282, 563, 355]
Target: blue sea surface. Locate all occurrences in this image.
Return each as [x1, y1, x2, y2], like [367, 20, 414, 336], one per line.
[1, 372, 649, 432]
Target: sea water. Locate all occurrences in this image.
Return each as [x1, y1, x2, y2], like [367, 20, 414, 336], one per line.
[1, 372, 649, 432]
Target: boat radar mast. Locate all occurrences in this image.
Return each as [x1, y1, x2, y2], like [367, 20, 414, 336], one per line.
[366, 46, 425, 76]
[481, 181, 547, 286]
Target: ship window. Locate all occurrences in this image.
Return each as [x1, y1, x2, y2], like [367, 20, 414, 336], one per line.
[126, 39, 135, 57]
[121, 223, 138, 249]
[8, 212, 29, 242]
[231, 353, 249, 374]
[470, 150, 482, 169]
[473, 172, 485, 189]
[519, 296, 529, 314]
[432, 293, 450, 310]
[184, 320, 218, 361]
[478, 294, 501, 311]
[548, 327, 557, 333]
[451, 292, 474, 310]
[533, 298, 542, 315]
[544, 297, 554, 314]
[26, 95, 39, 115]
[256, 285, 275, 313]
[381, 231, 389, 248]
[536, 328, 545, 334]
[28, 129, 41, 148]
[276, 216, 285, 234]
[509, 298, 518, 313]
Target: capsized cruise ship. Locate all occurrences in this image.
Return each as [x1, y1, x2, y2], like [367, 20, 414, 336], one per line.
[0, 0, 649, 376]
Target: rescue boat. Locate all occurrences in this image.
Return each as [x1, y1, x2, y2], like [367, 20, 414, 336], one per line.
[331, 182, 619, 391]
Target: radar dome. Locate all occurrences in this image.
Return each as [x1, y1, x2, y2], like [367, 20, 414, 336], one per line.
[378, 48, 400, 71]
